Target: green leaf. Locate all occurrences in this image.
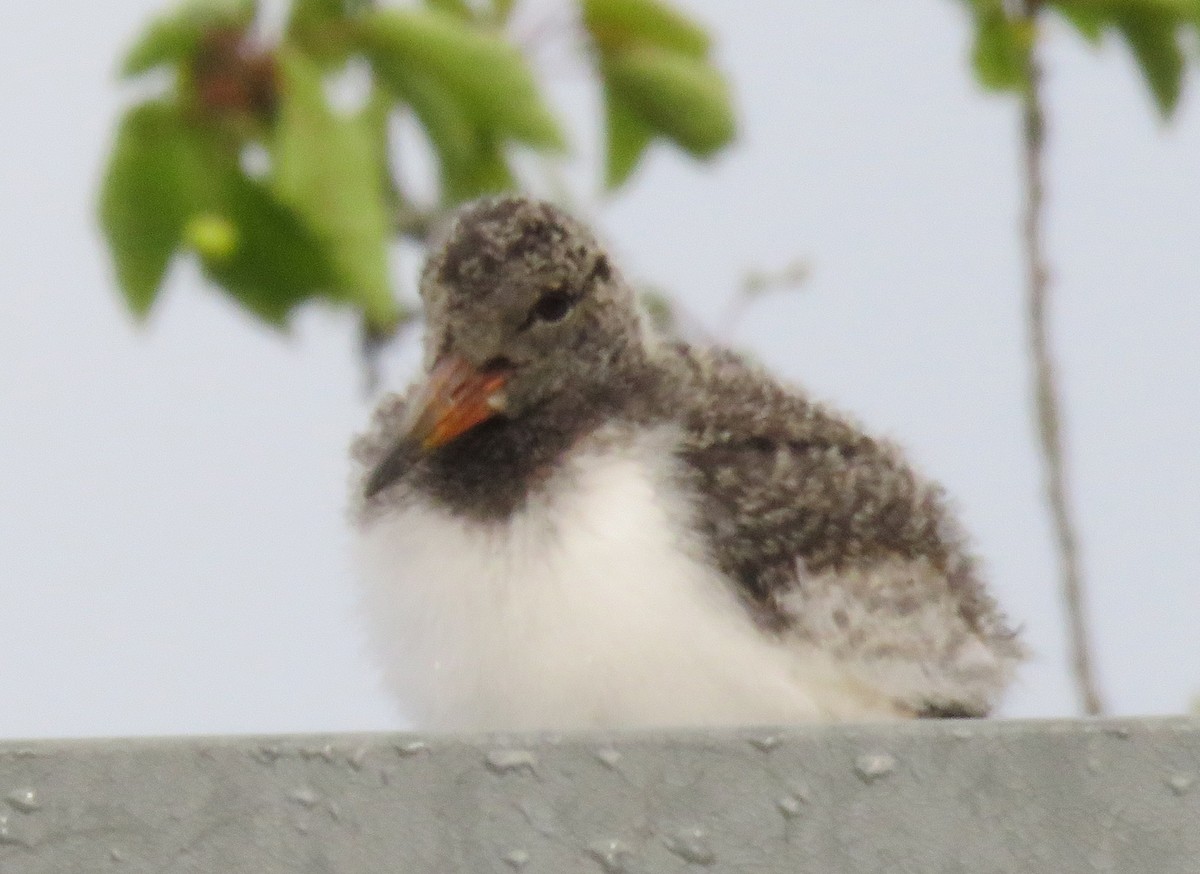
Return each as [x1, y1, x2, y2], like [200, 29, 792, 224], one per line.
[1047, 0, 1198, 114]
[971, 5, 1032, 92]
[98, 101, 208, 316]
[603, 81, 654, 189]
[286, 0, 348, 26]
[585, 0, 732, 183]
[358, 7, 566, 150]
[602, 45, 735, 157]
[1053, 0, 1200, 18]
[492, 0, 518, 24]
[386, 64, 515, 201]
[449, 135, 516, 199]
[121, 0, 256, 77]
[194, 169, 342, 325]
[424, 0, 473, 20]
[1054, 4, 1106, 43]
[583, 0, 710, 58]
[183, 212, 238, 259]
[375, 63, 477, 179]
[1114, 9, 1186, 115]
[98, 96, 345, 325]
[1051, 0, 1200, 44]
[285, 0, 355, 67]
[272, 50, 398, 328]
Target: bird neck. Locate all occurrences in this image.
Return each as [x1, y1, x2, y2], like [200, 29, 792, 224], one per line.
[411, 352, 666, 522]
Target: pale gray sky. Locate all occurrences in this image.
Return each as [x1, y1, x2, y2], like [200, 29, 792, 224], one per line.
[1, 0, 1197, 739]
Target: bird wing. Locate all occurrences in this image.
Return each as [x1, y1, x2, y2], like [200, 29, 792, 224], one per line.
[669, 344, 1023, 717]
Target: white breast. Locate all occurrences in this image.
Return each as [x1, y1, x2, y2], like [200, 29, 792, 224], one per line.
[354, 428, 897, 730]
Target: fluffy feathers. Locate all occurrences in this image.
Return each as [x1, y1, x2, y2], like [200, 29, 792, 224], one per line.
[350, 195, 1022, 729]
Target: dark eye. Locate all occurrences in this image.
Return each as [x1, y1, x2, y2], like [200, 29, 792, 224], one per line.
[531, 288, 575, 323]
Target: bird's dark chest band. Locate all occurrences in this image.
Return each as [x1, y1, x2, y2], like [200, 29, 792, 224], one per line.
[409, 416, 592, 521]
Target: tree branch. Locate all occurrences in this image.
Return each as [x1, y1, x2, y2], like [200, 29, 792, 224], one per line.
[1020, 7, 1105, 716]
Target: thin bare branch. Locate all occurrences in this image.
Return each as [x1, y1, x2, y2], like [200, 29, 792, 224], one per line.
[1020, 6, 1105, 715]
[716, 259, 812, 343]
[394, 206, 437, 243]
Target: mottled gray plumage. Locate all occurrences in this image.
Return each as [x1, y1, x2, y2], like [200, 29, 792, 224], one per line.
[352, 195, 1023, 724]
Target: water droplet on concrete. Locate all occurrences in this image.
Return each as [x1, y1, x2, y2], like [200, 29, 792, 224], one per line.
[1168, 774, 1194, 796]
[0, 813, 28, 847]
[587, 838, 634, 873]
[395, 741, 429, 758]
[300, 744, 336, 763]
[1101, 725, 1131, 739]
[503, 848, 530, 869]
[290, 787, 320, 808]
[110, 847, 125, 863]
[749, 734, 781, 752]
[663, 826, 716, 865]
[347, 746, 368, 770]
[594, 747, 622, 769]
[251, 745, 282, 765]
[950, 726, 974, 740]
[787, 780, 810, 801]
[518, 798, 559, 838]
[854, 752, 896, 782]
[776, 794, 804, 818]
[5, 789, 40, 813]
[486, 749, 537, 775]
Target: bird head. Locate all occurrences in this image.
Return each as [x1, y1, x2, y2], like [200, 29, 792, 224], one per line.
[363, 196, 646, 498]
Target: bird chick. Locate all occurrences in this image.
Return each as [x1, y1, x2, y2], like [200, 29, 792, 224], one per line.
[351, 195, 1023, 731]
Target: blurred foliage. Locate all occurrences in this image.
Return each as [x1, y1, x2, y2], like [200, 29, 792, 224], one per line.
[962, 0, 1200, 115]
[101, 0, 1200, 341]
[99, 0, 736, 333]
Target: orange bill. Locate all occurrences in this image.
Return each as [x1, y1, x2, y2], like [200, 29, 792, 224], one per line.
[404, 355, 510, 451]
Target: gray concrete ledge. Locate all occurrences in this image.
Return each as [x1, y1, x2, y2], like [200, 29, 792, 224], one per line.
[1, 718, 1197, 873]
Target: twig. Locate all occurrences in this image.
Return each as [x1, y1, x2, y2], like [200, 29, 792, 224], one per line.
[1019, 4, 1105, 715]
[719, 260, 811, 342]
[394, 206, 437, 243]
